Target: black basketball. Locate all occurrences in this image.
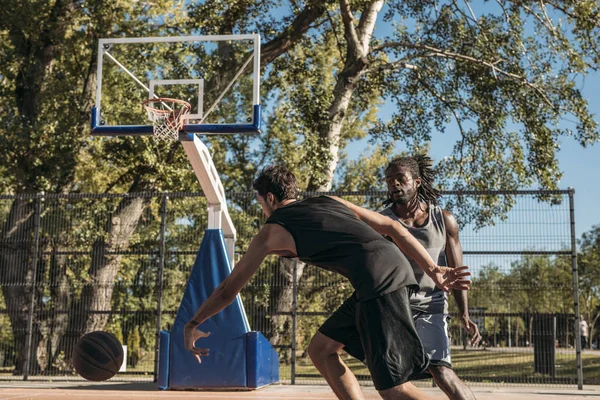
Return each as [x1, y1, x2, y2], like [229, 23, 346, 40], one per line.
[73, 331, 124, 381]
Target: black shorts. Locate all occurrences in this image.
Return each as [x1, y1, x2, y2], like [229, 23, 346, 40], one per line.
[318, 287, 428, 390]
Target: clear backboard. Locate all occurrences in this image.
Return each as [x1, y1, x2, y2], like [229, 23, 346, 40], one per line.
[91, 34, 261, 136]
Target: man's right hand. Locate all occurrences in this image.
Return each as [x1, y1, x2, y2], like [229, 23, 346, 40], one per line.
[184, 322, 211, 363]
[430, 265, 471, 292]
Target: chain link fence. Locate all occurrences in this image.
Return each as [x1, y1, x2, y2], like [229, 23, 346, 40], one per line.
[0, 190, 591, 387]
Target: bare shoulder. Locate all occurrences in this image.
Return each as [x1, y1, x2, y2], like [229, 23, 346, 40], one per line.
[441, 209, 459, 236]
[258, 223, 297, 254]
[441, 208, 455, 221]
[257, 223, 287, 243]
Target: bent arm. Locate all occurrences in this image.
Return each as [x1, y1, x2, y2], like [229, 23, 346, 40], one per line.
[328, 196, 438, 275]
[186, 227, 272, 328]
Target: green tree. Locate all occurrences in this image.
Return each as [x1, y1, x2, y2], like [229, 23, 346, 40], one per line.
[509, 255, 572, 313]
[0, 0, 199, 373]
[578, 225, 600, 348]
[469, 257, 573, 347]
[0, 0, 113, 370]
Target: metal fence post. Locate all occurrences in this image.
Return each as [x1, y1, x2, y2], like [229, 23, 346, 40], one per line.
[568, 188, 583, 390]
[291, 259, 298, 385]
[154, 194, 168, 382]
[23, 193, 43, 381]
[553, 315, 557, 379]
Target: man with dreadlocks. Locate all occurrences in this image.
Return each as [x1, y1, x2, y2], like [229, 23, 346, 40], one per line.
[308, 155, 480, 400]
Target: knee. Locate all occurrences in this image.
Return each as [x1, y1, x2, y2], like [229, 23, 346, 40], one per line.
[307, 331, 343, 363]
[430, 365, 475, 400]
[430, 365, 459, 387]
[378, 383, 416, 400]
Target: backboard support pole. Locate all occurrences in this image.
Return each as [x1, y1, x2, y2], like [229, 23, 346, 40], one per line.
[180, 134, 236, 263]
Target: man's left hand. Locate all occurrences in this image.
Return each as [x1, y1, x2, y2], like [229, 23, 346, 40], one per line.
[431, 265, 471, 292]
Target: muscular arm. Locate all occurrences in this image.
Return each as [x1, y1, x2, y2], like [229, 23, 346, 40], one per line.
[186, 227, 272, 328]
[187, 224, 293, 327]
[328, 196, 439, 275]
[443, 211, 468, 316]
[444, 210, 481, 345]
[185, 224, 297, 362]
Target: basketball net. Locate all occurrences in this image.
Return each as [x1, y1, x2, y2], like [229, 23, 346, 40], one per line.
[142, 98, 191, 141]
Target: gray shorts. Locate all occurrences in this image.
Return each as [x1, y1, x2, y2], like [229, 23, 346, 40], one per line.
[319, 294, 452, 370]
[413, 312, 452, 368]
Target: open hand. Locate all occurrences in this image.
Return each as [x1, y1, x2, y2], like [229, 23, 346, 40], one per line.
[431, 265, 471, 292]
[461, 315, 482, 347]
[184, 323, 211, 363]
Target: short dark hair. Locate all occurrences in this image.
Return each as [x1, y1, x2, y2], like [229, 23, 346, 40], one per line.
[385, 154, 440, 205]
[253, 166, 299, 202]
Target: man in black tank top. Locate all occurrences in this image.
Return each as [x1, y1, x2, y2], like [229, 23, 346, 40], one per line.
[183, 166, 471, 400]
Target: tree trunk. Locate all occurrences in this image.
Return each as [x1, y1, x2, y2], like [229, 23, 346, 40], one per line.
[2, 1, 83, 375]
[268, 258, 305, 350]
[40, 244, 72, 372]
[87, 196, 148, 331]
[529, 315, 534, 347]
[266, 2, 384, 353]
[58, 178, 155, 362]
[307, 0, 383, 191]
[0, 198, 39, 374]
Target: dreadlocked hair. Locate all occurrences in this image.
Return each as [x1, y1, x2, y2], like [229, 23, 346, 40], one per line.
[383, 154, 441, 206]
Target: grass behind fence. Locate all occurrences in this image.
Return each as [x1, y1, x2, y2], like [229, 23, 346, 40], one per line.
[279, 349, 600, 385]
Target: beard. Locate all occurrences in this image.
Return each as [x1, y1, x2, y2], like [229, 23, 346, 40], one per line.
[393, 194, 411, 204]
[390, 189, 415, 205]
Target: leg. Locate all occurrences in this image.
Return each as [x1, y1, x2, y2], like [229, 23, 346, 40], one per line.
[308, 331, 365, 400]
[413, 313, 474, 399]
[429, 365, 475, 400]
[378, 382, 432, 400]
[310, 294, 366, 400]
[356, 288, 430, 399]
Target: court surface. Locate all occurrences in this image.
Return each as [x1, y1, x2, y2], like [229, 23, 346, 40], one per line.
[1, 382, 599, 400]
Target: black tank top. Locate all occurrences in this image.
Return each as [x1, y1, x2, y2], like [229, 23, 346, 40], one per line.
[265, 196, 418, 301]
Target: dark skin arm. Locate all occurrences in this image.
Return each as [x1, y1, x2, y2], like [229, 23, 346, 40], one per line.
[443, 210, 481, 346]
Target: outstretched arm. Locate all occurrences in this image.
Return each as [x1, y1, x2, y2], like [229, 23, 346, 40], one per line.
[184, 225, 274, 362]
[329, 196, 470, 291]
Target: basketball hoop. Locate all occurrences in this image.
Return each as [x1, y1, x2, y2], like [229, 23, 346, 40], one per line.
[142, 98, 191, 141]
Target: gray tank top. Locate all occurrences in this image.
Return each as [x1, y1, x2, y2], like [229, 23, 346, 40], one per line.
[379, 204, 448, 314]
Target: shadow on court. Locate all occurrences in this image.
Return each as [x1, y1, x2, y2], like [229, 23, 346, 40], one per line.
[63, 382, 158, 391]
